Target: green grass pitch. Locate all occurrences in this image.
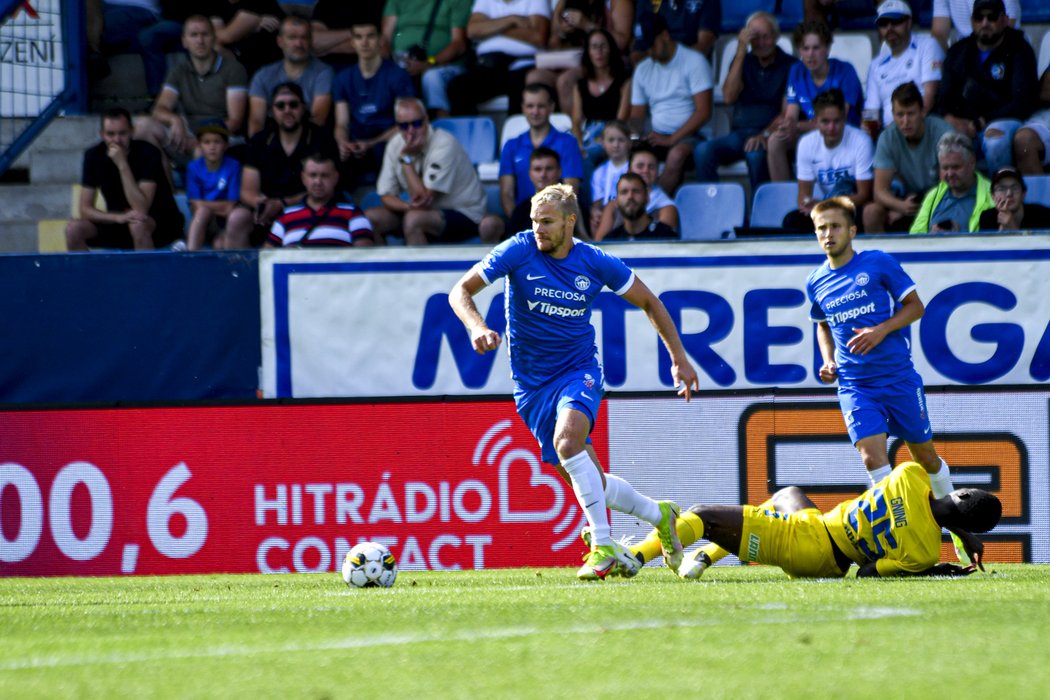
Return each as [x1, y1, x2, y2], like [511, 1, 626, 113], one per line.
[2, 564, 1049, 699]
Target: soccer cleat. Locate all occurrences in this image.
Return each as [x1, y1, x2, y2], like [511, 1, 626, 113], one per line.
[678, 551, 713, 580]
[578, 528, 641, 578]
[577, 544, 622, 580]
[950, 532, 972, 565]
[656, 501, 684, 572]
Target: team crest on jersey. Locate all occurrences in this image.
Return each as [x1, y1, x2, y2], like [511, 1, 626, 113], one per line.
[991, 63, 1005, 80]
[583, 373, 595, 389]
[574, 275, 590, 291]
[855, 272, 870, 286]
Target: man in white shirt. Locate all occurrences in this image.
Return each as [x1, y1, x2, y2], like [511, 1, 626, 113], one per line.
[784, 88, 874, 233]
[366, 97, 504, 244]
[931, 0, 1020, 48]
[446, 0, 551, 115]
[629, 13, 713, 196]
[865, 0, 944, 127]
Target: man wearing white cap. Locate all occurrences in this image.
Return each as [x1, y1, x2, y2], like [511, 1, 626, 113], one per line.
[865, 0, 944, 127]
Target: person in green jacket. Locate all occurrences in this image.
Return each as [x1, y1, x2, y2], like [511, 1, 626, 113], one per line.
[910, 131, 994, 233]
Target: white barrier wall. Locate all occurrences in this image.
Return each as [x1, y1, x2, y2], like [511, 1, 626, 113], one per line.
[260, 234, 1050, 398]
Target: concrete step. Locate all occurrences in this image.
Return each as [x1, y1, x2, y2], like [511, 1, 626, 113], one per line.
[0, 221, 41, 253]
[0, 183, 73, 222]
[26, 115, 99, 152]
[28, 148, 83, 184]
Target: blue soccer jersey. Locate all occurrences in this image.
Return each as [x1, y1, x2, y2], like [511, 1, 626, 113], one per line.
[186, 155, 242, 202]
[806, 249, 918, 384]
[478, 231, 635, 390]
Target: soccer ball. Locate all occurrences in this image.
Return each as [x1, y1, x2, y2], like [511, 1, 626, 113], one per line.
[341, 541, 398, 588]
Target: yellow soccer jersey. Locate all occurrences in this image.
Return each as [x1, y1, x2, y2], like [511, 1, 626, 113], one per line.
[822, 462, 942, 576]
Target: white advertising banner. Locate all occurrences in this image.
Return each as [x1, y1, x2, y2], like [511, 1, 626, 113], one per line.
[260, 234, 1050, 399]
[0, 0, 65, 117]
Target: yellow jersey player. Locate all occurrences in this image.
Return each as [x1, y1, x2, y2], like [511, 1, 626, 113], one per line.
[622, 462, 1000, 579]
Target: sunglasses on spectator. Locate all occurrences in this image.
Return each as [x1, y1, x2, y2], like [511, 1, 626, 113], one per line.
[397, 119, 425, 131]
[877, 17, 908, 28]
[972, 11, 1001, 22]
[273, 100, 301, 110]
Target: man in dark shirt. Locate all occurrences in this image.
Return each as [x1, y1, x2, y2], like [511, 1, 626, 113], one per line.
[692, 11, 796, 189]
[936, 0, 1037, 173]
[634, 0, 720, 59]
[66, 107, 184, 250]
[602, 172, 677, 241]
[225, 82, 339, 248]
[978, 167, 1050, 231]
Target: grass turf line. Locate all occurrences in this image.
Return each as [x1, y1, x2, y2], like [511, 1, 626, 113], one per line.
[1, 564, 1049, 699]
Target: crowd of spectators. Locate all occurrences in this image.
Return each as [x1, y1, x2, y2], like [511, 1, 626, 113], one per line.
[68, 0, 1050, 251]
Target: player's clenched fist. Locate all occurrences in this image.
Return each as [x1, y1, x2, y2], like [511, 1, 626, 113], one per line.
[470, 327, 501, 354]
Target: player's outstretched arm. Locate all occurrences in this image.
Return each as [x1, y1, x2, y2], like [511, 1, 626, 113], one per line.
[448, 266, 502, 354]
[857, 561, 977, 578]
[947, 527, 985, 571]
[621, 277, 699, 400]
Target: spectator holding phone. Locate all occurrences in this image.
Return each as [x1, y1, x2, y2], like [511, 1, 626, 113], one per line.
[910, 131, 992, 234]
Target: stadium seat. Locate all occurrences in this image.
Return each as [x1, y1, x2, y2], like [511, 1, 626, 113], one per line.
[674, 182, 746, 240]
[830, 33, 873, 87]
[432, 117, 498, 166]
[483, 183, 502, 216]
[1025, 175, 1050, 207]
[499, 112, 574, 149]
[750, 181, 799, 228]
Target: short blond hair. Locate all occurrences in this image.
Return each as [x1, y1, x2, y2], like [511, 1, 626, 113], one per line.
[530, 183, 578, 218]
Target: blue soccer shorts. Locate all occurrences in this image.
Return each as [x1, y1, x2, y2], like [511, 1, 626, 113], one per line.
[837, 370, 934, 445]
[514, 367, 604, 465]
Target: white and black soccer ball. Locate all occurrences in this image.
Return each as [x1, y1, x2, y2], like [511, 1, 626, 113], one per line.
[341, 541, 398, 588]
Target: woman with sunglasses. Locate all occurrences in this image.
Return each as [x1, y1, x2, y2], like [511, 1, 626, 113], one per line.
[767, 20, 864, 182]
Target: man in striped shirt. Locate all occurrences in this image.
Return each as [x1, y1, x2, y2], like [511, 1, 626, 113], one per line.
[267, 154, 374, 247]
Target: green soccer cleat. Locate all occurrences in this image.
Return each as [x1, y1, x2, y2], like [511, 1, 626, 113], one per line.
[656, 501, 684, 572]
[578, 528, 641, 578]
[950, 532, 972, 565]
[577, 544, 622, 580]
[678, 550, 713, 580]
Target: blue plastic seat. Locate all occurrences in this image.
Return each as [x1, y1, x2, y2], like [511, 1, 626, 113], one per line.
[432, 117, 498, 166]
[674, 183, 746, 240]
[1023, 175, 1050, 207]
[750, 182, 799, 229]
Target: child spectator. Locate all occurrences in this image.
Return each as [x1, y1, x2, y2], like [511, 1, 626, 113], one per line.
[185, 121, 242, 250]
[589, 120, 630, 233]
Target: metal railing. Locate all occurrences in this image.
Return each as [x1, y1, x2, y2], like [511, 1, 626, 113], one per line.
[0, 0, 88, 177]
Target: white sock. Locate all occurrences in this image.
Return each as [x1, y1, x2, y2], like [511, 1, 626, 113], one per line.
[604, 473, 662, 526]
[868, 464, 892, 486]
[562, 451, 611, 546]
[928, 459, 955, 499]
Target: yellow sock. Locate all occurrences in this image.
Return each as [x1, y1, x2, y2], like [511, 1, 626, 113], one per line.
[689, 498, 775, 565]
[630, 511, 705, 564]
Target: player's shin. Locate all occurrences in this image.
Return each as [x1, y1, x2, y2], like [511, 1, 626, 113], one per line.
[562, 451, 612, 545]
[603, 473, 661, 525]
